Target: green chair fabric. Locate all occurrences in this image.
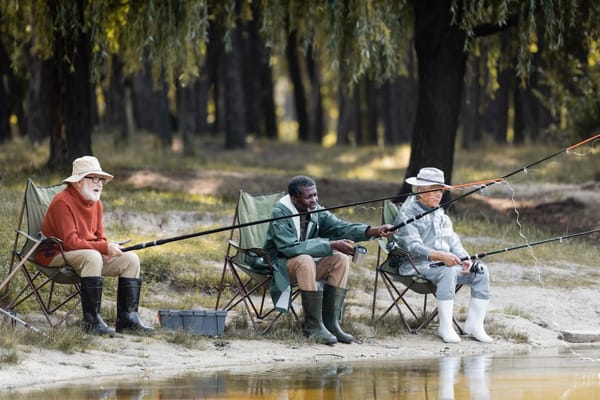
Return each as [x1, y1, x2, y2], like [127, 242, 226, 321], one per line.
[2, 178, 80, 327]
[215, 189, 298, 334]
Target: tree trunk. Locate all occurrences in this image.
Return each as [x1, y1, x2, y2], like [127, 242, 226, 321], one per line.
[404, 0, 467, 195]
[177, 81, 199, 155]
[223, 22, 247, 149]
[482, 72, 511, 144]
[26, 56, 58, 144]
[0, 40, 27, 137]
[260, 60, 278, 140]
[383, 42, 417, 145]
[204, 23, 222, 137]
[131, 70, 173, 148]
[306, 47, 324, 144]
[364, 78, 379, 145]
[336, 84, 361, 146]
[286, 30, 308, 142]
[0, 58, 10, 143]
[103, 56, 129, 142]
[460, 55, 482, 149]
[48, 0, 92, 170]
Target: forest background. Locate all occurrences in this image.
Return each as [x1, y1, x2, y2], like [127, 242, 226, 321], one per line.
[0, 1, 599, 189]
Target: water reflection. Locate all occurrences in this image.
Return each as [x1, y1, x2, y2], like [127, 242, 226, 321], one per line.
[3, 348, 600, 399]
[438, 355, 491, 400]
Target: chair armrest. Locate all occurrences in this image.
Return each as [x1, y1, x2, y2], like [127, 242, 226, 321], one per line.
[228, 239, 241, 250]
[15, 229, 41, 243]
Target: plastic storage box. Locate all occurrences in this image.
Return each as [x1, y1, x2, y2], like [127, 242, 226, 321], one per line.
[158, 309, 227, 336]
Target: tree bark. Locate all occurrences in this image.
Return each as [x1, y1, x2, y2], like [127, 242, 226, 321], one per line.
[223, 22, 247, 149]
[403, 0, 467, 195]
[48, 0, 93, 170]
[177, 81, 199, 155]
[25, 56, 58, 144]
[306, 47, 324, 144]
[131, 70, 173, 148]
[286, 30, 308, 142]
[460, 55, 482, 149]
[364, 78, 379, 145]
[0, 57, 10, 143]
[103, 56, 129, 142]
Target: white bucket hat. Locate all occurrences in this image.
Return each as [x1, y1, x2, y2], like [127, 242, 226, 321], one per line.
[405, 167, 449, 187]
[63, 156, 113, 184]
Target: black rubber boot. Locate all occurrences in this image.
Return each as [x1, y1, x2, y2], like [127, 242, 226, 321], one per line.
[300, 290, 337, 345]
[115, 278, 154, 334]
[322, 284, 354, 344]
[80, 277, 115, 337]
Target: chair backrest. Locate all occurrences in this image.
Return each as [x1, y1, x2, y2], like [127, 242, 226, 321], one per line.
[22, 179, 66, 256]
[383, 199, 399, 225]
[237, 190, 285, 249]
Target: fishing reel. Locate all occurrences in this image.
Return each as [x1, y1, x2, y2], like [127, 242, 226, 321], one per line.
[470, 261, 484, 274]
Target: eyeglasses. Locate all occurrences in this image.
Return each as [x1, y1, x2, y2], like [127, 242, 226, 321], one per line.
[84, 176, 107, 185]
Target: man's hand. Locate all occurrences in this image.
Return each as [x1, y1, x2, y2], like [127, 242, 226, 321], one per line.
[429, 250, 461, 267]
[107, 242, 123, 257]
[330, 239, 355, 255]
[460, 259, 472, 275]
[366, 224, 394, 238]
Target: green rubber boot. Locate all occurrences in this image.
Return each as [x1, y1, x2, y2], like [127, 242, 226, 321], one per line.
[300, 290, 337, 345]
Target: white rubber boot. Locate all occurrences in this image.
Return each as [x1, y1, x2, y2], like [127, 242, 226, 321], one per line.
[437, 300, 461, 343]
[463, 298, 493, 343]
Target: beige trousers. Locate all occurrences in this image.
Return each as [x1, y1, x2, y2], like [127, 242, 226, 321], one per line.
[48, 249, 140, 278]
[287, 251, 349, 291]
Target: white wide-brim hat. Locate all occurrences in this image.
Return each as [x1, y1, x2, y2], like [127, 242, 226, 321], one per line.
[63, 156, 113, 183]
[405, 167, 450, 187]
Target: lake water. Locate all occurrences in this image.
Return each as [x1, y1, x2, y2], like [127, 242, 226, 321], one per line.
[3, 346, 600, 399]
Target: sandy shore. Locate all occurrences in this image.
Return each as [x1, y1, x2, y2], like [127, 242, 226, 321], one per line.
[2, 256, 599, 394]
[1, 179, 598, 395]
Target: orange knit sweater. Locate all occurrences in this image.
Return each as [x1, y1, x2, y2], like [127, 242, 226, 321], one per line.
[35, 184, 109, 266]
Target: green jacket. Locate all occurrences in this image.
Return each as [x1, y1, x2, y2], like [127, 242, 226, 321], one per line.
[264, 194, 370, 312]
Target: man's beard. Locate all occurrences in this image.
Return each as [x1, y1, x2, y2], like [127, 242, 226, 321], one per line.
[81, 184, 101, 202]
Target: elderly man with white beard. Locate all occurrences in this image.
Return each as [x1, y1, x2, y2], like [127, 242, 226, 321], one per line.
[36, 156, 153, 337]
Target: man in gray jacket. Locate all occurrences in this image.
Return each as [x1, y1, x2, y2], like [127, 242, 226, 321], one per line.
[391, 167, 492, 343]
[264, 176, 392, 345]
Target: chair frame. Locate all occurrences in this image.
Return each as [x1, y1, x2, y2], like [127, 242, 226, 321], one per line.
[215, 190, 299, 335]
[371, 200, 462, 334]
[1, 179, 81, 328]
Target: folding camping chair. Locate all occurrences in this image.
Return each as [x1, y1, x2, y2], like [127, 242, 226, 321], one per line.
[370, 200, 462, 334]
[215, 189, 299, 335]
[1, 178, 81, 328]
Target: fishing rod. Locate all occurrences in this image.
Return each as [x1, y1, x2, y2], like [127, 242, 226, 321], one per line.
[429, 228, 600, 267]
[123, 133, 598, 252]
[121, 189, 423, 252]
[389, 133, 599, 232]
[122, 172, 544, 253]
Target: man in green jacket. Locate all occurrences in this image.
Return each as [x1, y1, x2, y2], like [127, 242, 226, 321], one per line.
[264, 176, 392, 345]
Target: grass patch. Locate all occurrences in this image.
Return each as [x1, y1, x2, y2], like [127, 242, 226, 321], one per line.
[502, 305, 534, 321]
[0, 131, 597, 353]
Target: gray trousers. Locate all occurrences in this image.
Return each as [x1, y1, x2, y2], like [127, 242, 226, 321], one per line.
[421, 264, 490, 301]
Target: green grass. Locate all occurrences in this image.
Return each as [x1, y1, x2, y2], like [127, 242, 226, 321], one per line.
[0, 131, 597, 354]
